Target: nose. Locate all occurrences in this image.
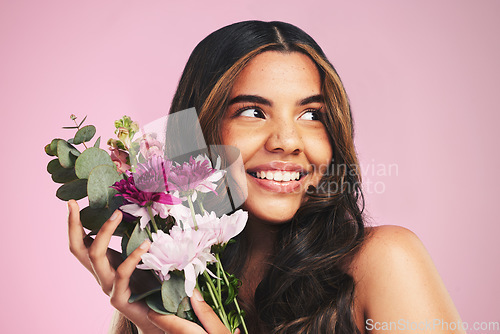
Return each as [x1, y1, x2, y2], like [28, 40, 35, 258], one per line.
[264, 117, 304, 155]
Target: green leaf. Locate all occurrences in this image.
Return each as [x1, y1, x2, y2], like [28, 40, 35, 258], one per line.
[47, 159, 78, 183]
[94, 136, 101, 148]
[57, 140, 80, 168]
[129, 287, 161, 303]
[79, 197, 126, 235]
[161, 274, 189, 313]
[146, 292, 172, 315]
[126, 222, 150, 256]
[78, 115, 88, 128]
[47, 159, 61, 174]
[74, 147, 115, 179]
[56, 179, 88, 201]
[45, 144, 56, 156]
[62, 126, 79, 129]
[121, 232, 130, 259]
[87, 164, 122, 208]
[176, 296, 193, 318]
[49, 139, 62, 154]
[74, 125, 96, 145]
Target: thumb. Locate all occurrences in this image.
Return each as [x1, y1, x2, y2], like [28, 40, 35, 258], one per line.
[191, 289, 229, 333]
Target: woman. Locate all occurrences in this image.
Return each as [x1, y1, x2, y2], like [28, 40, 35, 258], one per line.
[68, 21, 464, 333]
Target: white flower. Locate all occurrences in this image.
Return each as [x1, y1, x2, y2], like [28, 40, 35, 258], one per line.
[153, 191, 193, 224]
[138, 228, 217, 297]
[186, 210, 248, 245]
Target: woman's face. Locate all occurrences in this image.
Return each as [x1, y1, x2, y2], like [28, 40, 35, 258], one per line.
[221, 51, 333, 224]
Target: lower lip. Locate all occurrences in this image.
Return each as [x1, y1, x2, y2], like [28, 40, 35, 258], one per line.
[247, 173, 306, 193]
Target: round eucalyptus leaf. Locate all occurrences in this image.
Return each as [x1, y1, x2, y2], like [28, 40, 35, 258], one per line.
[57, 140, 79, 168]
[45, 144, 56, 156]
[74, 125, 96, 145]
[129, 287, 161, 303]
[74, 147, 115, 179]
[52, 168, 78, 184]
[80, 207, 107, 231]
[47, 159, 62, 174]
[93, 136, 101, 148]
[50, 138, 62, 153]
[47, 159, 78, 183]
[146, 292, 172, 315]
[176, 296, 193, 318]
[56, 179, 88, 201]
[87, 164, 122, 208]
[162, 274, 188, 313]
[80, 201, 128, 236]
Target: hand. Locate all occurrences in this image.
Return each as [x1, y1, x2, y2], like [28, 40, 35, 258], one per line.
[147, 289, 241, 334]
[68, 200, 163, 334]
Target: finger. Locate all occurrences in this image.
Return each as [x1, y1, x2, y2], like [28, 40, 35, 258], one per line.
[110, 240, 154, 325]
[68, 200, 93, 271]
[191, 289, 229, 333]
[88, 210, 122, 293]
[235, 329, 240, 334]
[112, 239, 151, 301]
[148, 311, 206, 334]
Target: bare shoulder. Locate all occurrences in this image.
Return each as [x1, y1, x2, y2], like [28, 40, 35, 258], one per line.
[349, 225, 464, 334]
[353, 225, 424, 270]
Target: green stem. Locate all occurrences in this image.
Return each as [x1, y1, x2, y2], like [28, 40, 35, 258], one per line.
[203, 271, 230, 329]
[145, 226, 153, 241]
[217, 257, 222, 306]
[216, 253, 248, 334]
[187, 192, 198, 230]
[197, 200, 206, 215]
[146, 205, 158, 232]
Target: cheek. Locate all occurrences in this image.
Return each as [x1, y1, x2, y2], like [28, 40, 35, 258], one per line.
[221, 125, 263, 162]
[306, 134, 333, 167]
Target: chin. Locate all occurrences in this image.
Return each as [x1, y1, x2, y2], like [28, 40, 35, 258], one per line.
[243, 200, 300, 225]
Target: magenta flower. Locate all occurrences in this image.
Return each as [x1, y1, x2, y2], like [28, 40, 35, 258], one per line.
[111, 156, 181, 207]
[168, 155, 224, 195]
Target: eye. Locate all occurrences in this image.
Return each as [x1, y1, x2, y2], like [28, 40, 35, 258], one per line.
[236, 107, 266, 119]
[299, 108, 322, 121]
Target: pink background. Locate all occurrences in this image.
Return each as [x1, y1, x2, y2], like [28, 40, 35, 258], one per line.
[1, 0, 499, 332]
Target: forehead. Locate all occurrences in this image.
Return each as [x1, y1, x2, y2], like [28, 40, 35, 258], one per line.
[229, 51, 322, 98]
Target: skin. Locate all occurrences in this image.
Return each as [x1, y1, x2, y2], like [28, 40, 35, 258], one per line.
[68, 51, 465, 333]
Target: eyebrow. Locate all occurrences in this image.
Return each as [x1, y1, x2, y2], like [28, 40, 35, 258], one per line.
[228, 94, 324, 107]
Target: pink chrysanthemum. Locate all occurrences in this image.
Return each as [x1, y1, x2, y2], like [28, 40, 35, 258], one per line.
[186, 210, 248, 245]
[111, 156, 181, 207]
[138, 228, 217, 297]
[168, 155, 224, 194]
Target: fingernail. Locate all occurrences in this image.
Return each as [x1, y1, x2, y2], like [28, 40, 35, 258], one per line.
[67, 201, 72, 214]
[110, 210, 119, 221]
[139, 239, 151, 250]
[193, 288, 204, 302]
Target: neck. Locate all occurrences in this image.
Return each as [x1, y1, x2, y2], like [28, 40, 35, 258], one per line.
[244, 214, 281, 260]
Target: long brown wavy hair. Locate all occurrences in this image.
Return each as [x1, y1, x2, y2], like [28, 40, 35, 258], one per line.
[114, 20, 365, 334]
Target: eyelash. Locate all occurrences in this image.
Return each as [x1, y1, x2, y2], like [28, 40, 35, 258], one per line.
[234, 105, 323, 121]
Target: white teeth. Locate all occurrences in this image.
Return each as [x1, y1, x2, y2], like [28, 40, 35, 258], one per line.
[254, 171, 301, 181]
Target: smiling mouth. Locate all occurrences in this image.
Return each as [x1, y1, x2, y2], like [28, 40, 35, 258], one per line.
[247, 170, 307, 182]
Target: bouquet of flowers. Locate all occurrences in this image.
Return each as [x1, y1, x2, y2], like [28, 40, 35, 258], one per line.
[45, 110, 248, 333]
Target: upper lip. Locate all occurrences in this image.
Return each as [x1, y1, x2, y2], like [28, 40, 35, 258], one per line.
[246, 161, 308, 174]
